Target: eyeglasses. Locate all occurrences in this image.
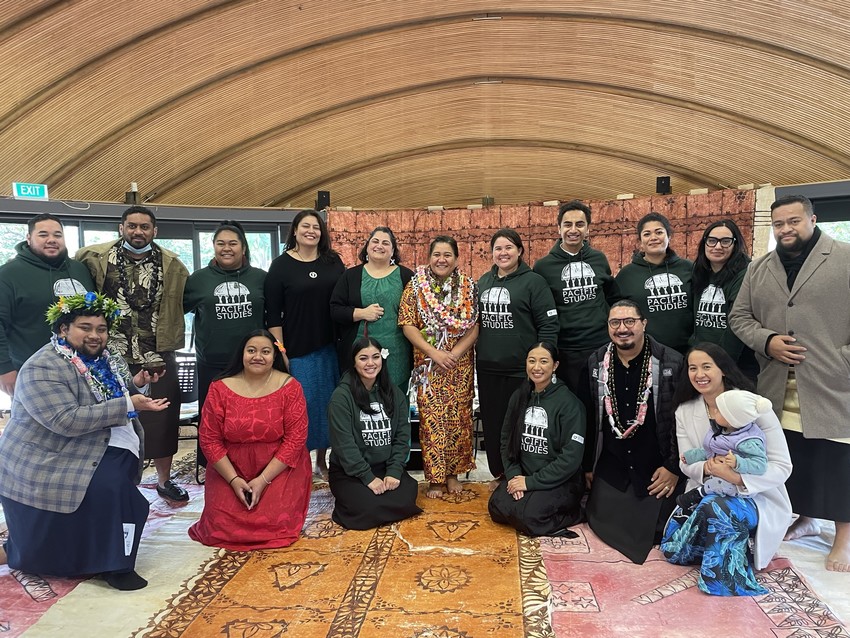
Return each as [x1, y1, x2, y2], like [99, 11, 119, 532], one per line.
[607, 318, 641, 328]
[705, 236, 735, 248]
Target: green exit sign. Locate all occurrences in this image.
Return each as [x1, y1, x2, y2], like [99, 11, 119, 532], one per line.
[12, 182, 49, 200]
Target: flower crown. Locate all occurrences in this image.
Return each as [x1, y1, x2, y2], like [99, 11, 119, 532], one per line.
[45, 292, 123, 333]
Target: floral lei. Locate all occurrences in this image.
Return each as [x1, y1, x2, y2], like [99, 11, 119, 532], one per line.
[411, 265, 478, 348]
[600, 340, 652, 439]
[51, 334, 137, 417]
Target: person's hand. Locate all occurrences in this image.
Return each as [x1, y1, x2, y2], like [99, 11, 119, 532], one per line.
[368, 477, 386, 495]
[724, 450, 738, 469]
[229, 476, 253, 509]
[133, 368, 164, 388]
[512, 489, 525, 501]
[584, 471, 594, 491]
[507, 475, 527, 495]
[358, 303, 385, 322]
[245, 476, 268, 510]
[0, 369, 17, 397]
[767, 335, 806, 364]
[383, 476, 400, 491]
[648, 466, 679, 499]
[130, 394, 170, 412]
[430, 350, 458, 372]
[705, 455, 743, 485]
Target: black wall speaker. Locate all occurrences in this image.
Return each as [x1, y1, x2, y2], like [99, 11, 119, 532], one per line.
[316, 190, 331, 210]
[656, 176, 671, 195]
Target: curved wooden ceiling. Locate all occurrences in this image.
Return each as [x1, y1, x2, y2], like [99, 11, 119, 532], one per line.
[1, 1, 849, 210]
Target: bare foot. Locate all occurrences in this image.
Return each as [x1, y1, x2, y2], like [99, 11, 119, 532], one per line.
[488, 479, 501, 493]
[446, 475, 463, 494]
[0, 544, 6, 566]
[827, 521, 850, 572]
[784, 516, 822, 541]
[426, 483, 445, 499]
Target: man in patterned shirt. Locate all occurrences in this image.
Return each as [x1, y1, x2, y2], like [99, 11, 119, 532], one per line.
[77, 206, 190, 502]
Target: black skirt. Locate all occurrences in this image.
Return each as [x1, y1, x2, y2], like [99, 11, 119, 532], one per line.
[329, 462, 422, 530]
[488, 474, 584, 537]
[131, 351, 182, 459]
[785, 430, 850, 522]
[1, 447, 150, 577]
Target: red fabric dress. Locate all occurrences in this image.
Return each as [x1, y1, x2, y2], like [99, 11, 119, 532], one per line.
[188, 378, 312, 550]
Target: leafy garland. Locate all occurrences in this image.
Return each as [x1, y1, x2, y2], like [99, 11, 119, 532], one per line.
[411, 265, 478, 348]
[45, 291, 123, 334]
[600, 340, 653, 439]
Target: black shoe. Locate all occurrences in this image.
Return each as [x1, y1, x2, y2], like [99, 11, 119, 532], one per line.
[157, 479, 189, 502]
[676, 487, 703, 513]
[104, 570, 148, 591]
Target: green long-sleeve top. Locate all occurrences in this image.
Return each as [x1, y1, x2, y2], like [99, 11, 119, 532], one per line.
[501, 380, 586, 491]
[476, 262, 559, 376]
[328, 372, 411, 485]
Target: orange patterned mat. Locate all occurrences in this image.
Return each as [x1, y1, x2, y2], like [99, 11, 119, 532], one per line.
[134, 483, 554, 638]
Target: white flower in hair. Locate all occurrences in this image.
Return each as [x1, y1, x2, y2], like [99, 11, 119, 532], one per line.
[381, 348, 390, 359]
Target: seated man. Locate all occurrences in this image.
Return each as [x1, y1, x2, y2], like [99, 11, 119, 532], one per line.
[0, 292, 168, 590]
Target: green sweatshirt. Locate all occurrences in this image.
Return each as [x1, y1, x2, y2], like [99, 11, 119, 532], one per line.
[501, 380, 586, 491]
[183, 261, 266, 366]
[328, 372, 411, 485]
[477, 262, 559, 376]
[532, 241, 619, 352]
[691, 267, 747, 359]
[0, 242, 95, 374]
[615, 251, 694, 353]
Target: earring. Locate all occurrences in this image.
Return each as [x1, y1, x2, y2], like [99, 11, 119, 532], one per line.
[365, 254, 370, 262]
[551, 373, 557, 384]
[390, 258, 396, 265]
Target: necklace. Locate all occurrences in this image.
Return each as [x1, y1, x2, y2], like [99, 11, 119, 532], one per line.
[115, 244, 163, 312]
[601, 340, 653, 439]
[238, 369, 275, 398]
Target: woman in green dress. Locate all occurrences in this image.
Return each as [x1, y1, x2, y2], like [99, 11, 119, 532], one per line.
[331, 227, 413, 390]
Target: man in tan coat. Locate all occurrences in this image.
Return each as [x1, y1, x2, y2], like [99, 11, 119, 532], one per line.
[730, 194, 850, 572]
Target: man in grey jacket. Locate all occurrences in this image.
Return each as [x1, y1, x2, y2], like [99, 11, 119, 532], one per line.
[730, 194, 850, 572]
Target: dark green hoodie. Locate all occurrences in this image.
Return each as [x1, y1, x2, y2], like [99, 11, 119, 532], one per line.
[532, 241, 619, 352]
[692, 267, 747, 358]
[328, 371, 411, 485]
[0, 241, 95, 374]
[501, 380, 586, 491]
[183, 261, 266, 366]
[615, 251, 694, 353]
[477, 262, 558, 376]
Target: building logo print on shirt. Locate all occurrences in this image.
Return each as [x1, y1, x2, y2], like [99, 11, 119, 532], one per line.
[53, 278, 88, 297]
[560, 262, 598, 303]
[480, 286, 513, 329]
[695, 285, 727, 329]
[522, 406, 549, 455]
[643, 273, 687, 312]
[214, 281, 253, 320]
[359, 402, 392, 446]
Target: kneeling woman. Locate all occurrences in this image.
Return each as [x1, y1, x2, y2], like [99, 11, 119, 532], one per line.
[328, 337, 422, 529]
[189, 330, 312, 550]
[489, 343, 586, 536]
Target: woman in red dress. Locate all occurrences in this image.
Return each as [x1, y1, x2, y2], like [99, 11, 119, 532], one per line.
[189, 329, 311, 550]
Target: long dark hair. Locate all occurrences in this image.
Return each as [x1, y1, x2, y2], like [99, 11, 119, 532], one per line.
[672, 342, 755, 410]
[357, 226, 402, 264]
[507, 342, 559, 462]
[348, 336, 395, 418]
[215, 329, 288, 380]
[692, 220, 750, 296]
[285, 210, 340, 264]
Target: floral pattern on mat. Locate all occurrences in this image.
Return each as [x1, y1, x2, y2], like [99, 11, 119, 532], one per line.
[134, 483, 554, 638]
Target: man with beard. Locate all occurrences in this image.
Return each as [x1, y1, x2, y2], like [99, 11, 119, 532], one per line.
[730, 194, 850, 572]
[583, 300, 684, 563]
[77, 206, 190, 503]
[0, 213, 94, 397]
[0, 292, 168, 589]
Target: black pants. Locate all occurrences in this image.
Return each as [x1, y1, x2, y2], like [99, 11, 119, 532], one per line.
[475, 370, 526, 479]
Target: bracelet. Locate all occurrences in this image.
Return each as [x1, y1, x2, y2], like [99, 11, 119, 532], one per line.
[261, 472, 272, 485]
[228, 475, 239, 485]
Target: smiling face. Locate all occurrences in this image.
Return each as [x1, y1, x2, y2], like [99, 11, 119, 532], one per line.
[366, 230, 394, 265]
[771, 201, 816, 255]
[687, 349, 725, 400]
[607, 305, 646, 353]
[60, 314, 109, 358]
[492, 236, 521, 276]
[526, 346, 558, 392]
[429, 242, 458, 279]
[242, 336, 275, 377]
[354, 345, 383, 388]
[294, 214, 322, 251]
[27, 219, 65, 260]
[119, 212, 157, 250]
[704, 225, 735, 270]
[639, 221, 670, 261]
[559, 209, 589, 253]
[214, 230, 245, 269]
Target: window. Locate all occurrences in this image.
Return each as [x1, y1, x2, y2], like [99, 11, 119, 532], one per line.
[0, 222, 28, 264]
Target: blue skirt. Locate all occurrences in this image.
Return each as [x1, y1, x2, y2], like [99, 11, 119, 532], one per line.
[290, 343, 339, 451]
[1, 447, 149, 577]
[661, 494, 766, 596]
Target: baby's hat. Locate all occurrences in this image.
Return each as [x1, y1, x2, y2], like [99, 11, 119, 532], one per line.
[716, 390, 772, 429]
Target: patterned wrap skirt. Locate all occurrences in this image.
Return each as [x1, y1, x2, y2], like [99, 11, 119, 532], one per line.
[289, 343, 339, 451]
